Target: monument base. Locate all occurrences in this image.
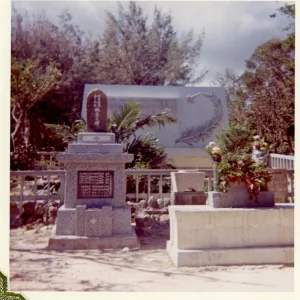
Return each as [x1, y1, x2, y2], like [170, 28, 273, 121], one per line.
[171, 191, 206, 205]
[48, 228, 140, 250]
[167, 242, 294, 267]
[167, 204, 294, 267]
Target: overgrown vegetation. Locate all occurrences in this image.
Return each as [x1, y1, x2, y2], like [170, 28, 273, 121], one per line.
[215, 125, 272, 200]
[212, 3, 295, 155]
[10, 1, 206, 170]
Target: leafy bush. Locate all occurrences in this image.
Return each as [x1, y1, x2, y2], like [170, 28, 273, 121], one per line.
[216, 125, 255, 162]
[218, 158, 272, 199]
[215, 125, 272, 199]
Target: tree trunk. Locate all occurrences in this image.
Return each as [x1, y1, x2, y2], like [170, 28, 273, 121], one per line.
[11, 110, 35, 170]
[11, 111, 25, 152]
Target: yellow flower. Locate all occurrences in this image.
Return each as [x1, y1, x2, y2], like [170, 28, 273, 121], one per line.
[211, 146, 221, 155]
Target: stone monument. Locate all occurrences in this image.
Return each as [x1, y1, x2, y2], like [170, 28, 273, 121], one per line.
[48, 89, 140, 250]
[170, 171, 206, 205]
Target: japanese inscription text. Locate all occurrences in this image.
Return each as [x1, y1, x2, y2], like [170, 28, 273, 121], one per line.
[77, 171, 114, 198]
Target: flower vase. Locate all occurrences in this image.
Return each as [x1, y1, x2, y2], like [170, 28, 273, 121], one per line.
[212, 161, 219, 192]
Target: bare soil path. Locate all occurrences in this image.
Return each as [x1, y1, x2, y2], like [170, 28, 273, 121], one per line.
[9, 225, 293, 292]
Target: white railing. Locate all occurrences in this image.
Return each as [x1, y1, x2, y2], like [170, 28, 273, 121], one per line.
[270, 154, 294, 170]
[125, 169, 214, 202]
[10, 169, 213, 205]
[10, 170, 66, 210]
[10, 166, 293, 205]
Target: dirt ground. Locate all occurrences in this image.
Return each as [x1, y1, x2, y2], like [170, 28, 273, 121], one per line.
[9, 225, 294, 292]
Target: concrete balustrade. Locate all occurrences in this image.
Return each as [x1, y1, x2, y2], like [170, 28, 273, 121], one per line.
[270, 154, 294, 170]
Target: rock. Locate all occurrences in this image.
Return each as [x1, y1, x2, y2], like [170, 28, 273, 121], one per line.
[184, 188, 196, 192]
[27, 215, 38, 224]
[138, 200, 147, 209]
[35, 203, 45, 216]
[127, 201, 137, 215]
[163, 198, 171, 207]
[158, 215, 170, 230]
[42, 201, 59, 225]
[157, 198, 164, 209]
[160, 207, 169, 214]
[10, 202, 20, 228]
[135, 213, 154, 228]
[10, 202, 20, 226]
[23, 224, 34, 231]
[47, 205, 58, 224]
[148, 196, 158, 209]
[36, 178, 47, 189]
[22, 201, 36, 215]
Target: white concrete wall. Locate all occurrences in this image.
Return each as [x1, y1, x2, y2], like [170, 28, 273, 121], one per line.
[82, 85, 228, 167]
[167, 204, 294, 266]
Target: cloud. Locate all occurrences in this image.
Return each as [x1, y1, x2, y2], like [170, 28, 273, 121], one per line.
[11, 1, 293, 86]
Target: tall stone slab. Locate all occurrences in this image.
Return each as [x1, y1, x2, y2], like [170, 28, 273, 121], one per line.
[48, 88, 140, 250]
[86, 89, 107, 132]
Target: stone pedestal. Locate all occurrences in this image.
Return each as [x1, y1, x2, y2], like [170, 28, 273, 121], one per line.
[48, 132, 140, 250]
[208, 183, 275, 208]
[167, 204, 294, 267]
[170, 171, 206, 205]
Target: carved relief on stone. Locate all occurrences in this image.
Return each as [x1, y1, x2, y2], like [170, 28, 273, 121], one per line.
[107, 97, 178, 118]
[175, 93, 223, 146]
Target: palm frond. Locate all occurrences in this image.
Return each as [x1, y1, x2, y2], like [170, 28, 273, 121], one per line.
[136, 108, 177, 130]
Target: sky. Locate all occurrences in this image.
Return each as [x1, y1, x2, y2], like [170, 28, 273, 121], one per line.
[10, 0, 294, 86]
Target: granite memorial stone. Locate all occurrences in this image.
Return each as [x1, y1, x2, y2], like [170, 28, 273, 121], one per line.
[86, 88, 107, 132]
[48, 88, 140, 250]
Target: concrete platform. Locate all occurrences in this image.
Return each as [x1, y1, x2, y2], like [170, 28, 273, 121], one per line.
[48, 228, 140, 250]
[167, 204, 294, 267]
[167, 243, 294, 267]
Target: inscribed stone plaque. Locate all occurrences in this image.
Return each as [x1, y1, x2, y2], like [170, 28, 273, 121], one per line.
[77, 171, 114, 198]
[86, 89, 107, 132]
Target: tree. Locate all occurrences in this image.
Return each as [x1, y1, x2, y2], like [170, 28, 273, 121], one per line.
[11, 8, 102, 126]
[98, 1, 207, 86]
[278, 3, 295, 49]
[242, 37, 294, 153]
[11, 8, 105, 162]
[211, 68, 248, 127]
[213, 3, 295, 154]
[11, 57, 61, 169]
[109, 102, 177, 168]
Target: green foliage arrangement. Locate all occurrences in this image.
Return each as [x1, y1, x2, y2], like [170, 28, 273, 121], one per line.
[215, 125, 272, 200]
[216, 125, 255, 161]
[218, 158, 272, 200]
